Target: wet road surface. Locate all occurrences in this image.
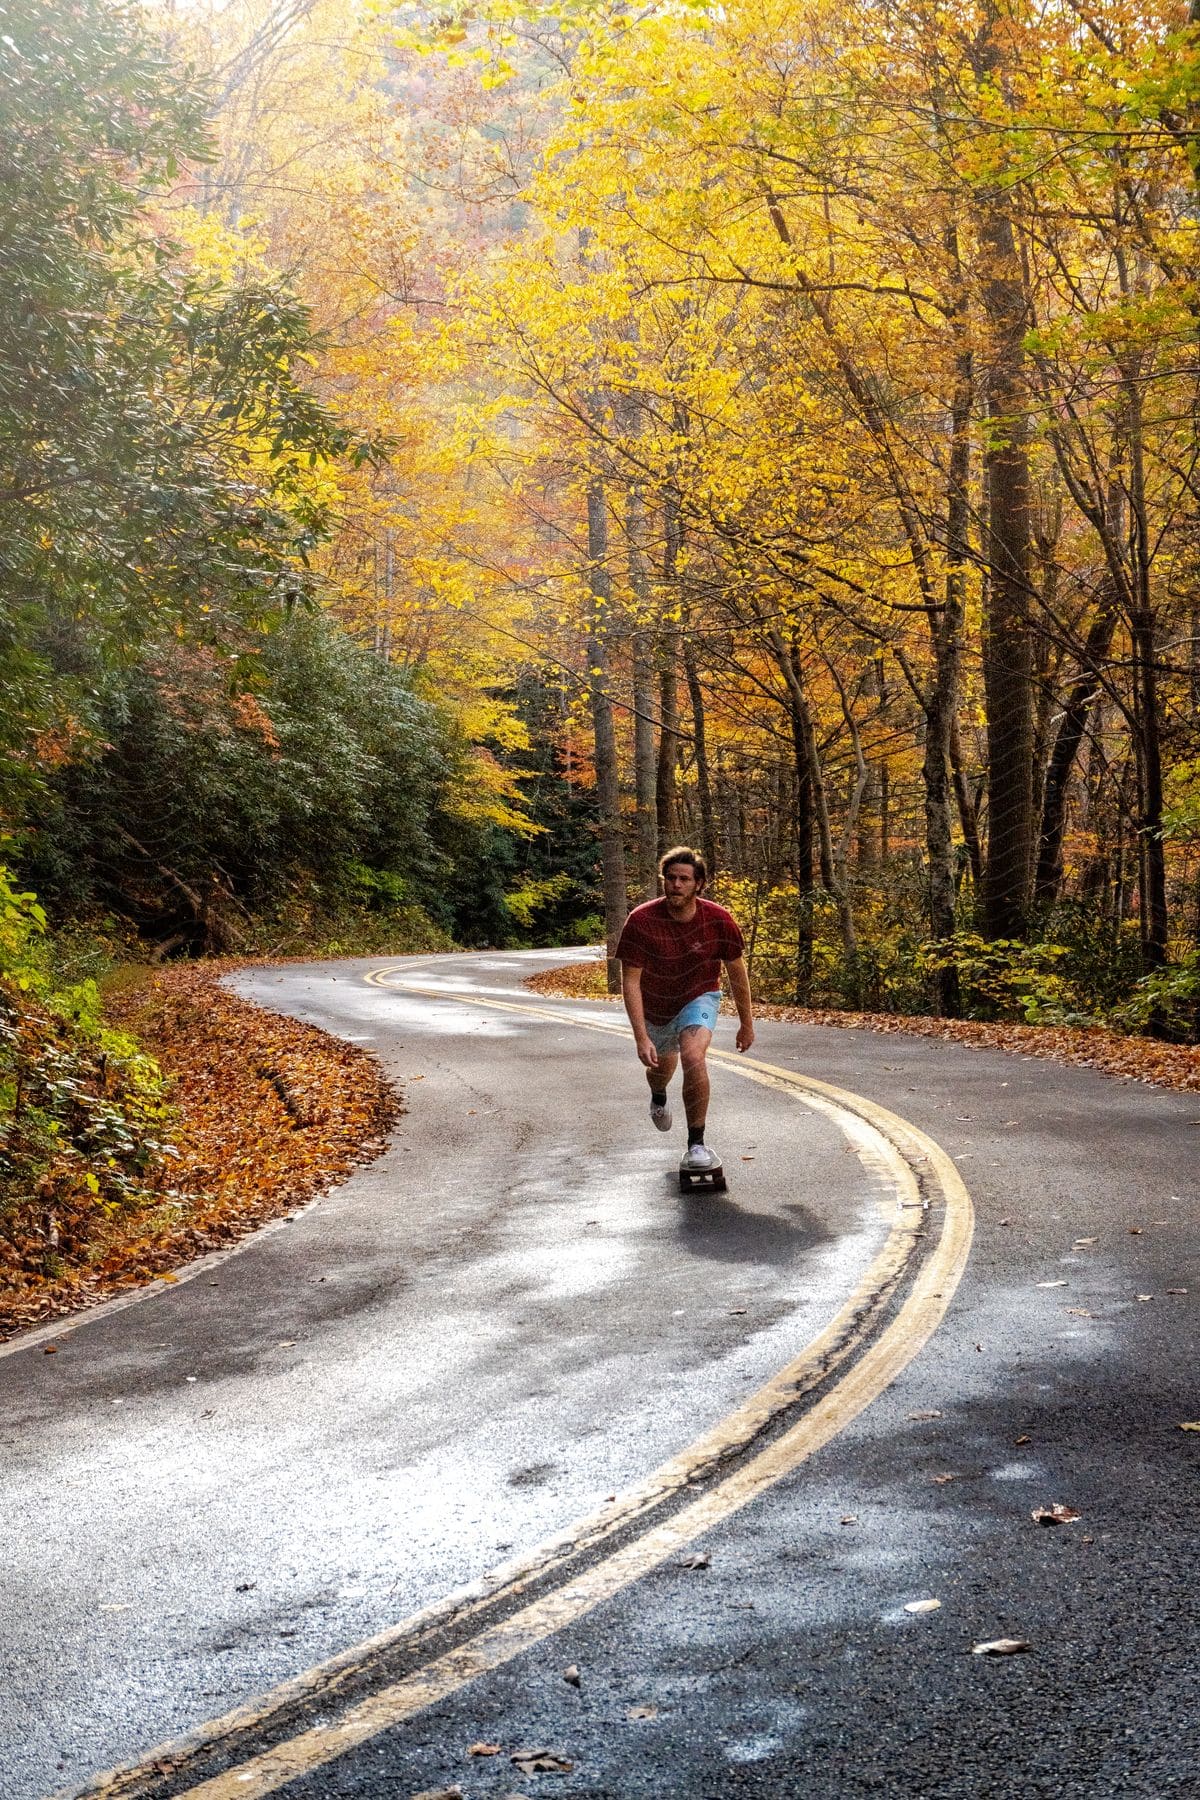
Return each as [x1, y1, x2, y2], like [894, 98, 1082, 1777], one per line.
[2, 949, 1198, 1799]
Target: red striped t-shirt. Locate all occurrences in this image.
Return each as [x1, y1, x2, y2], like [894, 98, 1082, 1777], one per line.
[615, 897, 745, 1025]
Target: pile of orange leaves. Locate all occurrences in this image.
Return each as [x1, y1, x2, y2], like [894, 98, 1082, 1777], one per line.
[0, 966, 397, 1341]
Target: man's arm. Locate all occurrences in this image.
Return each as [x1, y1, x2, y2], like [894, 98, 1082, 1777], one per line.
[725, 955, 755, 1053]
[621, 963, 659, 1068]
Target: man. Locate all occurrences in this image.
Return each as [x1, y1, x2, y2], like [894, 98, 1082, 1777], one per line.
[615, 846, 755, 1178]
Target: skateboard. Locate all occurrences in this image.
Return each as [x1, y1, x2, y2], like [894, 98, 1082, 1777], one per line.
[679, 1156, 726, 1196]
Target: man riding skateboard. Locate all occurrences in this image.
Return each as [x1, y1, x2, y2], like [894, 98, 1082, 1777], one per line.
[615, 846, 755, 1190]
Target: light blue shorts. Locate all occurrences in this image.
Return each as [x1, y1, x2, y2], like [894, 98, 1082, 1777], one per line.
[645, 991, 721, 1057]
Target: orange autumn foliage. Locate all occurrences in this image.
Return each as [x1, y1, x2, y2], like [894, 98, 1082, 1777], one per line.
[0, 965, 398, 1341]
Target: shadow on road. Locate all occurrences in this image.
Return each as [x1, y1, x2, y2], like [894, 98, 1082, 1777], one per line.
[671, 1183, 831, 1265]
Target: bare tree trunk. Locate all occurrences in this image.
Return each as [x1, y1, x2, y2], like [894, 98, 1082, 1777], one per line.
[950, 715, 983, 891]
[922, 215, 973, 1011]
[768, 629, 857, 961]
[1035, 588, 1118, 906]
[683, 639, 716, 878]
[1125, 367, 1169, 970]
[879, 761, 890, 866]
[586, 478, 628, 991]
[912, 196, 972, 1011]
[790, 703, 815, 1001]
[655, 492, 683, 853]
[975, 17, 1035, 939]
[626, 483, 658, 899]
[656, 651, 678, 853]
[1131, 606, 1169, 967]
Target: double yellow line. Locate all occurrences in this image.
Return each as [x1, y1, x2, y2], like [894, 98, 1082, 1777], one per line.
[67, 975, 973, 1800]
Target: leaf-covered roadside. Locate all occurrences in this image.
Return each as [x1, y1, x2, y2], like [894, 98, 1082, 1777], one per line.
[525, 965, 1200, 1096]
[0, 966, 397, 1342]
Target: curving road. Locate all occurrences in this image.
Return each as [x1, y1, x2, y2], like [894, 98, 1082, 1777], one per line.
[1, 949, 1197, 1800]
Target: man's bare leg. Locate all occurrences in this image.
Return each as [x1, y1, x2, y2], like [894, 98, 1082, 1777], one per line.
[646, 1049, 678, 1096]
[679, 1026, 712, 1130]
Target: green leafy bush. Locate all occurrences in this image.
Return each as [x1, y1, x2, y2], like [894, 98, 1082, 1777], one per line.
[1110, 951, 1200, 1041]
[0, 867, 174, 1275]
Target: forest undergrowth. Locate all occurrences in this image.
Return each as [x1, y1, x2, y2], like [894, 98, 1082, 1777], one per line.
[526, 960, 1200, 1097]
[0, 955, 398, 1343]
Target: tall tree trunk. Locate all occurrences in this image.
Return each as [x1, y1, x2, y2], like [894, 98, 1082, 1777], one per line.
[1125, 366, 1169, 969]
[923, 213, 972, 1011]
[683, 638, 716, 878]
[768, 629, 857, 961]
[656, 649, 678, 853]
[975, 20, 1035, 939]
[626, 483, 658, 900]
[656, 491, 684, 853]
[1131, 607, 1169, 968]
[1034, 586, 1118, 906]
[879, 760, 890, 866]
[790, 700, 815, 1001]
[586, 478, 628, 991]
[949, 715, 983, 891]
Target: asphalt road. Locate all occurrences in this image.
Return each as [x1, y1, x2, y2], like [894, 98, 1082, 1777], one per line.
[2, 949, 1198, 1800]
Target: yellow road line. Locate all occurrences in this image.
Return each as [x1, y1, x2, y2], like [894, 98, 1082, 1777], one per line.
[69, 975, 972, 1800]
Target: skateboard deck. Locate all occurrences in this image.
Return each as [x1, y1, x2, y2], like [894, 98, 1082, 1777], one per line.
[679, 1162, 726, 1195]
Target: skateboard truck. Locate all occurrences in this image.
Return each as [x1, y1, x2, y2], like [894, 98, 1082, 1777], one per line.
[679, 1157, 726, 1196]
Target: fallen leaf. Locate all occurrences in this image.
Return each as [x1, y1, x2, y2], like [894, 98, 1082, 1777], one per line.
[905, 1598, 942, 1614]
[1128, 1226, 1143, 1235]
[626, 1705, 659, 1721]
[1036, 1280, 1067, 1289]
[1167, 1288, 1187, 1295]
[998, 1217, 1012, 1227]
[681, 1551, 710, 1570]
[277, 1339, 297, 1347]
[1136, 1295, 1153, 1303]
[562, 1664, 581, 1688]
[972, 1638, 1032, 1656]
[511, 1750, 574, 1775]
[1073, 1237, 1097, 1247]
[1031, 1503, 1080, 1526]
[234, 1581, 256, 1592]
[43, 1344, 57, 1355]
[931, 1472, 958, 1485]
[728, 1307, 747, 1315]
[157, 1272, 178, 1284]
[1015, 1435, 1031, 1446]
[409, 1788, 463, 1800]
[467, 1743, 502, 1757]
[908, 1409, 943, 1420]
[1179, 1422, 1200, 1432]
[1065, 1308, 1093, 1317]
[839, 1514, 859, 1525]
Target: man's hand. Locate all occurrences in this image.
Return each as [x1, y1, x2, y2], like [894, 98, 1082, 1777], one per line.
[636, 1034, 659, 1069]
[726, 956, 755, 1054]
